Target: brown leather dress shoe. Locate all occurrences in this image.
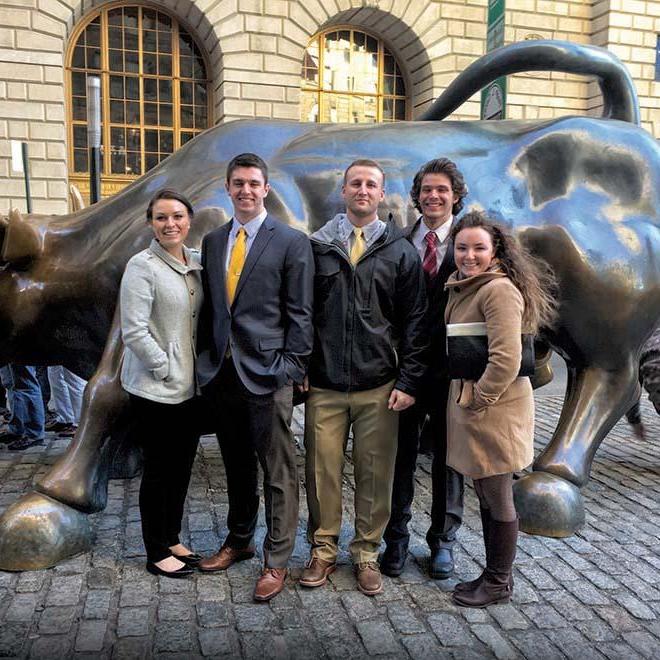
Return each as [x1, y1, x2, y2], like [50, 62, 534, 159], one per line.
[299, 557, 336, 588]
[254, 567, 287, 601]
[355, 562, 383, 596]
[198, 544, 255, 572]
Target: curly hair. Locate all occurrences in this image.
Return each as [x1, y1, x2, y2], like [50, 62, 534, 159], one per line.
[451, 210, 558, 333]
[410, 158, 468, 216]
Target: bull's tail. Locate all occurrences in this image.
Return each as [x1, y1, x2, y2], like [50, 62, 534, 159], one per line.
[418, 40, 639, 125]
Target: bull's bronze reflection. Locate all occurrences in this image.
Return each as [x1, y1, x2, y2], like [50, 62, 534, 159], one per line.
[0, 40, 658, 570]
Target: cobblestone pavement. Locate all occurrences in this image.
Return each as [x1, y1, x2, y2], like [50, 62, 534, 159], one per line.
[0, 394, 659, 659]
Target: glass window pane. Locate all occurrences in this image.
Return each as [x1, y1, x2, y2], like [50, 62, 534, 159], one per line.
[143, 30, 157, 52]
[86, 23, 100, 47]
[72, 46, 85, 68]
[366, 36, 378, 54]
[74, 149, 88, 172]
[124, 6, 138, 29]
[158, 54, 172, 76]
[110, 75, 124, 98]
[145, 51, 158, 76]
[110, 100, 125, 123]
[126, 151, 140, 174]
[126, 102, 140, 124]
[125, 76, 139, 100]
[181, 132, 195, 145]
[159, 103, 172, 126]
[157, 12, 171, 30]
[159, 130, 173, 153]
[73, 96, 87, 121]
[124, 28, 138, 51]
[382, 97, 394, 120]
[354, 31, 365, 51]
[143, 8, 157, 30]
[395, 76, 405, 97]
[125, 51, 139, 73]
[109, 49, 123, 72]
[111, 127, 125, 148]
[194, 106, 206, 129]
[180, 56, 193, 78]
[86, 47, 101, 70]
[194, 83, 206, 107]
[159, 79, 172, 103]
[179, 33, 193, 58]
[395, 99, 406, 120]
[73, 125, 87, 148]
[145, 129, 158, 152]
[111, 151, 125, 174]
[180, 105, 193, 128]
[145, 153, 159, 171]
[108, 8, 122, 26]
[143, 78, 157, 101]
[158, 30, 172, 53]
[108, 27, 122, 49]
[127, 128, 141, 151]
[193, 56, 205, 79]
[72, 71, 86, 96]
[180, 81, 193, 104]
[300, 90, 319, 122]
[144, 102, 158, 124]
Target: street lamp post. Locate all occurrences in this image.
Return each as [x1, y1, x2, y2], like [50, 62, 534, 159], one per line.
[86, 75, 102, 204]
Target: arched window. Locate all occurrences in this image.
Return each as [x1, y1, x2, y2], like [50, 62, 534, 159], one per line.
[301, 29, 407, 124]
[67, 4, 211, 197]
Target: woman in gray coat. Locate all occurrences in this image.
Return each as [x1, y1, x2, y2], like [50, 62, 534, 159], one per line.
[120, 189, 203, 578]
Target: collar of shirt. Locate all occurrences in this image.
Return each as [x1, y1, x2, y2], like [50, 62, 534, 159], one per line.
[230, 208, 268, 239]
[413, 215, 453, 251]
[338, 213, 386, 247]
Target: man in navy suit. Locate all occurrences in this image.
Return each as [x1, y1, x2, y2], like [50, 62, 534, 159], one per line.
[380, 158, 468, 580]
[196, 153, 314, 601]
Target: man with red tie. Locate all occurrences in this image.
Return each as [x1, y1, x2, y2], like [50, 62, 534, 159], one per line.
[380, 158, 469, 580]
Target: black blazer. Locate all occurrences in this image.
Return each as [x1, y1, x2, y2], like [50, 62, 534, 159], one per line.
[196, 214, 315, 395]
[405, 218, 457, 383]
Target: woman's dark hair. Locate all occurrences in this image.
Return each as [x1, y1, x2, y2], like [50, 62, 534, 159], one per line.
[451, 210, 558, 333]
[410, 158, 468, 216]
[146, 189, 194, 222]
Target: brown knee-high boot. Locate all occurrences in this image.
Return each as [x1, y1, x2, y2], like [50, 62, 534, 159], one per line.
[452, 518, 518, 608]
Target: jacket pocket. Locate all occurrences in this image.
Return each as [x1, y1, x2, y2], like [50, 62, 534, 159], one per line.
[259, 335, 285, 350]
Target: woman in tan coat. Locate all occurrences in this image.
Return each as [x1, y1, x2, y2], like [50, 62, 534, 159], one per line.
[445, 211, 556, 608]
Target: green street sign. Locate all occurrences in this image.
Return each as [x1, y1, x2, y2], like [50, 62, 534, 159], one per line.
[481, 77, 507, 119]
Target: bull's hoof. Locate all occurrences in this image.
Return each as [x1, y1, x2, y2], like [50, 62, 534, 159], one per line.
[0, 492, 91, 571]
[513, 472, 585, 538]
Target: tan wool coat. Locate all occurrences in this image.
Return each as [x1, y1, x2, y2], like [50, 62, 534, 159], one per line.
[444, 269, 534, 479]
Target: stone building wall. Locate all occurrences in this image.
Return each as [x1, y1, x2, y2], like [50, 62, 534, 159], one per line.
[1, 0, 659, 214]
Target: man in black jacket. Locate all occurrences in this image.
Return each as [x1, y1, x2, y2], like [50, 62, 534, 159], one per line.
[300, 159, 427, 596]
[380, 158, 468, 580]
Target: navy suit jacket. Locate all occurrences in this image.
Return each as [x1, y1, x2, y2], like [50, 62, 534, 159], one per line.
[196, 214, 315, 395]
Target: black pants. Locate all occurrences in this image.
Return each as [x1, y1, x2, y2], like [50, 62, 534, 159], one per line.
[131, 395, 200, 563]
[203, 360, 298, 568]
[384, 380, 464, 551]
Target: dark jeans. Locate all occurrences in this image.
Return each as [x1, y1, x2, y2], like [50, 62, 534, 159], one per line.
[385, 380, 464, 551]
[130, 394, 200, 563]
[7, 365, 45, 440]
[203, 360, 298, 568]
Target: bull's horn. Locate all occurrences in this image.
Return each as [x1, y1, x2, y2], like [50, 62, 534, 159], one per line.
[2, 208, 41, 263]
[69, 184, 85, 212]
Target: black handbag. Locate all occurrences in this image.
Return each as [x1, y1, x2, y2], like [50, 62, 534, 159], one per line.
[446, 322, 535, 380]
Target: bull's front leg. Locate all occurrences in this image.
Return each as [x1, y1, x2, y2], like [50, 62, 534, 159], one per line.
[0, 308, 130, 570]
[514, 356, 639, 537]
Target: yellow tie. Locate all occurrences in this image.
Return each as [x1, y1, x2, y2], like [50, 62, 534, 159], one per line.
[226, 227, 247, 305]
[350, 227, 366, 265]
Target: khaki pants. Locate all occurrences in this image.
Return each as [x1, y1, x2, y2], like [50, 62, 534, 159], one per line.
[304, 380, 399, 564]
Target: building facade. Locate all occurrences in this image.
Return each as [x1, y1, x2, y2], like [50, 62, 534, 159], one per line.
[1, 0, 659, 214]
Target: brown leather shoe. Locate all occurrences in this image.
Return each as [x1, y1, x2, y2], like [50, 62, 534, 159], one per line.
[254, 567, 287, 602]
[299, 557, 336, 588]
[198, 544, 255, 572]
[355, 562, 383, 596]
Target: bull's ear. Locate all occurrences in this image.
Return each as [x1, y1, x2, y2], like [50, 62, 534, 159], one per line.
[2, 208, 42, 263]
[69, 184, 85, 212]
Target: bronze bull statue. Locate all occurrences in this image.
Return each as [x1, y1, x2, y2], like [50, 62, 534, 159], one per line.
[0, 40, 658, 570]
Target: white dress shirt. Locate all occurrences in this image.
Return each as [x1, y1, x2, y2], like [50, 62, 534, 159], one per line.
[224, 209, 268, 272]
[411, 216, 453, 265]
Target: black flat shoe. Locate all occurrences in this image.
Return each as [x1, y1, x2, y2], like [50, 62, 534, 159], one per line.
[146, 561, 194, 578]
[173, 552, 202, 566]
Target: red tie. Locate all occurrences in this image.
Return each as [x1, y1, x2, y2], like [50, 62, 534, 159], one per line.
[423, 231, 438, 279]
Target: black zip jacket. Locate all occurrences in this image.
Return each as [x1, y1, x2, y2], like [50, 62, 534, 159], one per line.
[308, 215, 428, 395]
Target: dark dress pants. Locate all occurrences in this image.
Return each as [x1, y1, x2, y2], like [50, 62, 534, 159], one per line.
[204, 360, 298, 568]
[130, 395, 200, 563]
[384, 379, 464, 551]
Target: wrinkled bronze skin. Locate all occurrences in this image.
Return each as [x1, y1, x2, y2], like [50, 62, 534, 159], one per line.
[0, 40, 658, 569]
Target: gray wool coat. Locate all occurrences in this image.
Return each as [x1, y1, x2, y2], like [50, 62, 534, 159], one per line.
[120, 239, 203, 404]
